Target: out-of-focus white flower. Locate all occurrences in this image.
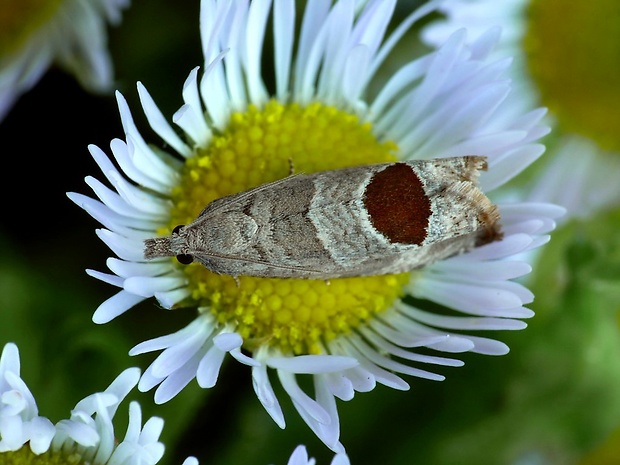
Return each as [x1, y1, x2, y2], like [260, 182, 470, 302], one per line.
[0, 0, 130, 121]
[1, 342, 164, 465]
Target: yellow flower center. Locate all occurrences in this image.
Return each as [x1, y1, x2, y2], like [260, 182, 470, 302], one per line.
[0, 0, 63, 58]
[524, 0, 620, 152]
[168, 100, 409, 355]
[0, 448, 69, 465]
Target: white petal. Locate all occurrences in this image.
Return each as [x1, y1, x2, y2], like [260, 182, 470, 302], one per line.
[137, 81, 192, 158]
[273, 0, 294, 100]
[266, 355, 358, 374]
[245, 0, 271, 104]
[278, 371, 331, 424]
[124, 276, 187, 298]
[252, 363, 286, 428]
[92, 291, 146, 324]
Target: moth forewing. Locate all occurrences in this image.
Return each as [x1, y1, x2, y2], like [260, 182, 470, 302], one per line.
[143, 156, 502, 279]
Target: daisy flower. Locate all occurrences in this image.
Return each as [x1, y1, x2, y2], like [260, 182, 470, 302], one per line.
[68, 0, 562, 452]
[0, 342, 55, 453]
[0, 342, 165, 465]
[422, 0, 620, 220]
[0, 0, 129, 122]
[285, 445, 349, 465]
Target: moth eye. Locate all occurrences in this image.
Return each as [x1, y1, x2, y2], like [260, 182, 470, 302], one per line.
[176, 254, 194, 265]
[172, 224, 185, 235]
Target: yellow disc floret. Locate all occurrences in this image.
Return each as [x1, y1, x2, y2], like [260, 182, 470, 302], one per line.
[524, 0, 620, 152]
[168, 100, 409, 354]
[1, 448, 72, 465]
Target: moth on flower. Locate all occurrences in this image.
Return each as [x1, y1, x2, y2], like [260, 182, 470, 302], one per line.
[144, 156, 502, 279]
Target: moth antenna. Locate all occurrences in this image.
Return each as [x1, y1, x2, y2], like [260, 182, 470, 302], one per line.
[144, 237, 174, 259]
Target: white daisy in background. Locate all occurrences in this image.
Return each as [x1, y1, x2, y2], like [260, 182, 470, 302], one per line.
[422, 0, 620, 220]
[0, 342, 55, 453]
[68, 0, 563, 452]
[0, 342, 165, 465]
[0, 0, 129, 122]
[285, 445, 349, 465]
[2, 342, 332, 465]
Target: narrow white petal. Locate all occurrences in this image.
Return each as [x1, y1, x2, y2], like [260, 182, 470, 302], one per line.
[340, 365, 376, 392]
[334, 338, 410, 390]
[331, 453, 351, 465]
[174, 67, 211, 147]
[341, 45, 370, 104]
[96, 229, 145, 262]
[86, 269, 123, 287]
[413, 84, 512, 156]
[278, 371, 331, 424]
[350, 334, 445, 381]
[212, 332, 243, 352]
[434, 258, 532, 281]
[273, 0, 294, 100]
[317, 0, 355, 101]
[124, 276, 187, 298]
[196, 346, 227, 388]
[252, 363, 286, 428]
[350, 0, 396, 60]
[28, 417, 56, 455]
[287, 445, 310, 465]
[405, 308, 527, 331]
[106, 258, 172, 279]
[84, 177, 149, 219]
[108, 139, 170, 194]
[154, 288, 192, 309]
[245, 0, 271, 104]
[466, 336, 510, 356]
[312, 376, 343, 451]
[71, 193, 156, 236]
[267, 355, 358, 374]
[199, 50, 230, 130]
[413, 278, 529, 313]
[438, 130, 527, 158]
[92, 291, 145, 324]
[483, 144, 546, 191]
[137, 81, 192, 158]
[115, 92, 181, 187]
[130, 317, 215, 355]
[294, 0, 331, 100]
[229, 348, 260, 367]
[54, 419, 99, 447]
[422, 334, 477, 353]
[150, 335, 208, 379]
[221, 2, 249, 110]
[370, 56, 431, 125]
[152, 352, 202, 404]
[368, 0, 444, 79]
[360, 328, 464, 367]
[324, 372, 355, 401]
[450, 232, 533, 261]
[468, 26, 502, 60]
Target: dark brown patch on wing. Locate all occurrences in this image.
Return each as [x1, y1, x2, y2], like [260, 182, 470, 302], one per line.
[363, 163, 431, 245]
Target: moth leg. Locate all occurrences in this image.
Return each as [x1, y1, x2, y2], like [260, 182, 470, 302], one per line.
[232, 275, 241, 287]
[324, 279, 331, 286]
[288, 158, 295, 175]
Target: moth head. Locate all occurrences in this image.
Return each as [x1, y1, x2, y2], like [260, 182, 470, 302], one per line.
[171, 224, 194, 264]
[143, 224, 194, 265]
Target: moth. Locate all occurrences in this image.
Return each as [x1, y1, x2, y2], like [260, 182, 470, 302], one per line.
[144, 156, 502, 279]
